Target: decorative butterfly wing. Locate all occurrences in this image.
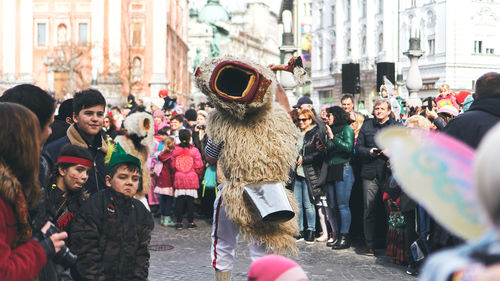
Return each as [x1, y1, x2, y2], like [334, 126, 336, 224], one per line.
[376, 127, 489, 241]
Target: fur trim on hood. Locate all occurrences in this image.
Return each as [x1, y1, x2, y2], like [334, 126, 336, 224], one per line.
[0, 161, 20, 206]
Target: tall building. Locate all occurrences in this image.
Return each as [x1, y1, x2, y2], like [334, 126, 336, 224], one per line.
[0, 0, 189, 107]
[311, 0, 500, 111]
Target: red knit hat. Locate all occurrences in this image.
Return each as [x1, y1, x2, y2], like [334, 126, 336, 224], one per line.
[455, 90, 471, 104]
[247, 255, 309, 281]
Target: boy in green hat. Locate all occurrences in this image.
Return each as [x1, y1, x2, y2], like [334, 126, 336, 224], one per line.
[69, 143, 154, 281]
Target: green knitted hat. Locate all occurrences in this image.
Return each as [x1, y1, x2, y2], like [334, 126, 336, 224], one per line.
[107, 143, 141, 173]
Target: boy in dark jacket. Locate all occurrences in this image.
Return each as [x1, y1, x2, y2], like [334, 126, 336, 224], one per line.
[70, 143, 154, 281]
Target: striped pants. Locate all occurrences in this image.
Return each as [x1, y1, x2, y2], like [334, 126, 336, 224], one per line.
[210, 184, 267, 271]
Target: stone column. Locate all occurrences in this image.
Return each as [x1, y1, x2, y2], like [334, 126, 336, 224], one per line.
[91, 0, 104, 85]
[1, 0, 16, 85]
[149, 0, 169, 106]
[18, 0, 33, 83]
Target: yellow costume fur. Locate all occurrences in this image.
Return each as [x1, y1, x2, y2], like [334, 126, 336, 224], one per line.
[195, 55, 299, 253]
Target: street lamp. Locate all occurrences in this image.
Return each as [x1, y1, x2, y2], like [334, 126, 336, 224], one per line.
[403, 30, 424, 107]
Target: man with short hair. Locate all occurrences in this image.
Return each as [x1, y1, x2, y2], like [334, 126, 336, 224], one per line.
[355, 98, 400, 256]
[0, 84, 56, 188]
[46, 89, 107, 194]
[293, 96, 314, 112]
[443, 72, 500, 148]
[341, 94, 354, 113]
[47, 98, 73, 144]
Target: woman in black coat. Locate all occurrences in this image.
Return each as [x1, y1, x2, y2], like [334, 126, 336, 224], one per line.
[293, 109, 324, 243]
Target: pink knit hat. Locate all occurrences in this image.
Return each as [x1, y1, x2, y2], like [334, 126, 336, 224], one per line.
[153, 110, 164, 119]
[247, 255, 309, 281]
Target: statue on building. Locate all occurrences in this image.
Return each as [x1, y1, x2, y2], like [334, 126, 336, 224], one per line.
[209, 23, 229, 58]
[131, 57, 143, 83]
[192, 48, 203, 73]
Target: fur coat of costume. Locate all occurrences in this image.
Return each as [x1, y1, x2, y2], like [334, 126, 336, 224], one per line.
[195, 55, 299, 252]
[114, 112, 154, 198]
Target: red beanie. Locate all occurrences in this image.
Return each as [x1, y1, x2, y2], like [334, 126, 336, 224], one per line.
[247, 255, 309, 281]
[456, 90, 471, 104]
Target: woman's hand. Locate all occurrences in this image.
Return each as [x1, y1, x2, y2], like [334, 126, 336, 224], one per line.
[41, 221, 68, 253]
[297, 156, 303, 167]
[326, 125, 334, 139]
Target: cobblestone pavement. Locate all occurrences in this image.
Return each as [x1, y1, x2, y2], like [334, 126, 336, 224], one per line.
[148, 217, 415, 281]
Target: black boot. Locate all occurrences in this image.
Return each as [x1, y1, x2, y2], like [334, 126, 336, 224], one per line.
[304, 230, 315, 244]
[326, 234, 339, 247]
[332, 234, 351, 249]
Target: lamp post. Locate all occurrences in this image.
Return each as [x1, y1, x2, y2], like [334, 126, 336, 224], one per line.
[403, 32, 424, 107]
[279, 8, 299, 103]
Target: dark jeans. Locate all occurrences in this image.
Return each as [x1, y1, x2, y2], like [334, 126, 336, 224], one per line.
[362, 178, 387, 249]
[201, 188, 216, 220]
[404, 209, 419, 266]
[175, 195, 194, 223]
[159, 194, 174, 216]
[293, 176, 316, 231]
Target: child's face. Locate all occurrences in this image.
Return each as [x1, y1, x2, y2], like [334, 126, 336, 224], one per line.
[106, 166, 140, 197]
[59, 164, 90, 192]
[154, 117, 163, 125]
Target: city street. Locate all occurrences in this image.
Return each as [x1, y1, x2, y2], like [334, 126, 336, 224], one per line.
[149, 218, 415, 281]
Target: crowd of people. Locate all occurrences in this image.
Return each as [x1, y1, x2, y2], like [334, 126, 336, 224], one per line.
[0, 70, 499, 281]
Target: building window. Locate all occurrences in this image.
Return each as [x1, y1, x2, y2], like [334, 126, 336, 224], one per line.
[411, 0, 417, 8]
[346, 39, 351, 57]
[378, 0, 383, 13]
[361, 0, 367, 18]
[422, 82, 436, 90]
[346, 0, 351, 21]
[132, 22, 142, 47]
[378, 34, 383, 53]
[362, 36, 367, 55]
[474, 40, 483, 54]
[37, 23, 47, 46]
[331, 5, 335, 26]
[486, 48, 495, 54]
[79, 23, 88, 43]
[428, 39, 435, 55]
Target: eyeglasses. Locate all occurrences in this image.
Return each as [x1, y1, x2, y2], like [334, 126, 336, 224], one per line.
[297, 118, 309, 122]
[165, 114, 172, 117]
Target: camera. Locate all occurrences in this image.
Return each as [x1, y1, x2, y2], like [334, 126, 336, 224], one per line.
[373, 148, 382, 154]
[197, 125, 206, 130]
[44, 223, 77, 268]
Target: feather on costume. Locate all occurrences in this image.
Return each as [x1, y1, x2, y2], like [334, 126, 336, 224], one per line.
[195, 55, 299, 252]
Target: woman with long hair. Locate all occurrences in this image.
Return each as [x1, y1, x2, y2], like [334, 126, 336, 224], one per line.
[0, 103, 67, 281]
[325, 106, 355, 249]
[293, 109, 324, 243]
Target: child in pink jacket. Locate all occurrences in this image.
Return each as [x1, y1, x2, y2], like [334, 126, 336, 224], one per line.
[170, 129, 203, 230]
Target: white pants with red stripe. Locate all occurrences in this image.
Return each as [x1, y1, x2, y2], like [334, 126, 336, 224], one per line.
[211, 184, 267, 271]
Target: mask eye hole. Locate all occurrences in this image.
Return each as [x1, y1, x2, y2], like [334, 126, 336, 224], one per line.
[216, 67, 251, 97]
[143, 118, 150, 131]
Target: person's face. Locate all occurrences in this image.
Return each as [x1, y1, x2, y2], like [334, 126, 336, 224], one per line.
[196, 115, 206, 126]
[103, 117, 111, 128]
[40, 114, 55, 145]
[106, 165, 140, 197]
[374, 102, 390, 121]
[299, 104, 312, 112]
[164, 111, 172, 121]
[59, 164, 90, 192]
[73, 105, 105, 136]
[154, 117, 163, 125]
[341, 98, 354, 113]
[327, 113, 334, 126]
[298, 114, 312, 131]
[170, 119, 182, 131]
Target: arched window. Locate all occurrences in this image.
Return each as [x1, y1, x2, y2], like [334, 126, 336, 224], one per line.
[57, 24, 68, 45]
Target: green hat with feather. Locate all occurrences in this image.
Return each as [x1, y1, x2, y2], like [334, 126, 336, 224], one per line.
[107, 143, 141, 173]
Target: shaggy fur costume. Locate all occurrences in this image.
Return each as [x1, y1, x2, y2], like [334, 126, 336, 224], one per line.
[114, 112, 154, 198]
[195, 55, 299, 253]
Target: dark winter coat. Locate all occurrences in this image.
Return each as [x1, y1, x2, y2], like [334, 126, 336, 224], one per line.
[355, 117, 400, 181]
[47, 119, 71, 144]
[444, 93, 500, 148]
[298, 125, 325, 201]
[69, 188, 153, 281]
[46, 125, 108, 195]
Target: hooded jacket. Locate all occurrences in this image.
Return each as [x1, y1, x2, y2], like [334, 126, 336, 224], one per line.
[46, 125, 108, 194]
[444, 93, 500, 148]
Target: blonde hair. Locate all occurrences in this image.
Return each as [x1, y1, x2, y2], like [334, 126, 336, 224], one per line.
[406, 115, 432, 130]
[352, 111, 365, 136]
[299, 109, 317, 125]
